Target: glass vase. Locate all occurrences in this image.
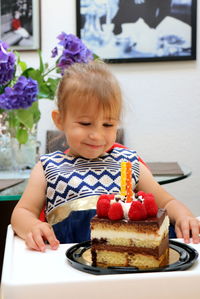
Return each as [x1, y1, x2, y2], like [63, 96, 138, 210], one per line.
[11, 132, 40, 171]
[0, 132, 13, 171]
[0, 113, 13, 171]
[0, 113, 40, 171]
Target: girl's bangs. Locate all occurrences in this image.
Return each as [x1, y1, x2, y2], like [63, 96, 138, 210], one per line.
[68, 90, 121, 120]
[66, 82, 121, 120]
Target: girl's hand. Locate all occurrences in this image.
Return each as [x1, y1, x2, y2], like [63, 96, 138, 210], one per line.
[175, 216, 200, 244]
[25, 221, 60, 252]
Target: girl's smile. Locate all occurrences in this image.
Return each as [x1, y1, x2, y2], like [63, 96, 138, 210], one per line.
[83, 143, 105, 149]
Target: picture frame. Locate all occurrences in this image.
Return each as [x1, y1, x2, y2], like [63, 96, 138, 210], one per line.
[76, 0, 197, 63]
[0, 0, 41, 51]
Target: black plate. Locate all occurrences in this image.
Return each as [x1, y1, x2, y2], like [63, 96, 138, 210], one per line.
[66, 240, 199, 275]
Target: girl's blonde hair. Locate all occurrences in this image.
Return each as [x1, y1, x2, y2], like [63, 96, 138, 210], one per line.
[56, 60, 122, 120]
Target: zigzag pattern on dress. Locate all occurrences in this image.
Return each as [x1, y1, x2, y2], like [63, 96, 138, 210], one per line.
[40, 148, 140, 215]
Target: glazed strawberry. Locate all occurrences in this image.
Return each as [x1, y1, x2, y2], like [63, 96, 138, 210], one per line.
[137, 191, 146, 198]
[143, 195, 158, 217]
[96, 197, 110, 218]
[137, 191, 153, 201]
[128, 201, 147, 221]
[108, 202, 124, 220]
[98, 194, 114, 201]
[107, 194, 115, 200]
[98, 194, 109, 200]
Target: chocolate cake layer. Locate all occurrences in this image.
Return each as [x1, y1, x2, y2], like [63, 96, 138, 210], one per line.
[91, 209, 167, 233]
[91, 249, 169, 268]
[92, 234, 169, 257]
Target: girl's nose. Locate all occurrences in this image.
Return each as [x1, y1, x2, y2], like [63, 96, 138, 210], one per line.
[89, 132, 100, 140]
[88, 128, 101, 140]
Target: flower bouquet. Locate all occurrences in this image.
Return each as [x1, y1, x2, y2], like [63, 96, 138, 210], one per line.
[0, 32, 93, 170]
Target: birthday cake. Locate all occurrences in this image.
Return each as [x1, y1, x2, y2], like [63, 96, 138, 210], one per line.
[91, 193, 169, 269]
[90, 163, 169, 269]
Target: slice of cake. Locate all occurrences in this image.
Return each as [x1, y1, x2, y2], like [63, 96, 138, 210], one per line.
[90, 192, 169, 269]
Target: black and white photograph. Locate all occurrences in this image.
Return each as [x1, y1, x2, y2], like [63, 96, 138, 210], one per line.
[77, 0, 197, 62]
[0, 0, 40, 50]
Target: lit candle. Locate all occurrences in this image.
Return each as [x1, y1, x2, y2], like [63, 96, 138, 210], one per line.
[120, 161, 127, 196]
[126, 161, 133, 202]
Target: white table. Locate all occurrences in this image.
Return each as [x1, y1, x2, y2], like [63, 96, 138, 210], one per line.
[1, 225, 200, 299]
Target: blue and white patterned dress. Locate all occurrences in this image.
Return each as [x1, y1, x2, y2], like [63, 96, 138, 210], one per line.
[40, 147, 140, 243]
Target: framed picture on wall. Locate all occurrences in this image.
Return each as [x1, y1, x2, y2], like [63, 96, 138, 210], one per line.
[0, 0, 40, 51]
[76, 0, 197, 63]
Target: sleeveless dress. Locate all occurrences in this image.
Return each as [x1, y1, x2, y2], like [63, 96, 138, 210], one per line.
[40, 147, 140, 243]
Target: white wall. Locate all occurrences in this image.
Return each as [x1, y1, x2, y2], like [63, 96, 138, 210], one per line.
[20, 0, 200, 215]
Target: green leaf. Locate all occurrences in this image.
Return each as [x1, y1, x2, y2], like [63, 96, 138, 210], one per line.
[19, 61, 27, 72]
[16, 109, 34, 129]
[47, 77, 60, 91]
[0, 85, 6, 94]
[46, 77, 60, 99]
[16, 128, 28, 144]
[14, 51, 20, 63]
[38, 83, 51, 98]
[15, 51, 27, 72]
[7, 111, 19, 128]
[30, 69, 44, 84]
[93, 53, 100, 60]
[38, 50, 44, 73]
[30, 101, 41, 124]
[22, 67, 37, 78]
[44, 63, 49, 71]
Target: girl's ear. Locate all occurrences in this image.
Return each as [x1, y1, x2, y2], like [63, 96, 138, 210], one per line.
[52, 110, 64, 131]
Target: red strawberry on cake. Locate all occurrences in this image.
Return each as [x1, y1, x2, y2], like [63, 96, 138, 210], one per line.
[96, 195, 111, 218]
[143, 193, 158, 217]
[128, 201, 147, 220]
[108, 202, 124, 220]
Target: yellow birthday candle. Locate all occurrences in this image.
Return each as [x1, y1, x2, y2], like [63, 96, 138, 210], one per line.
[126, 161, 133, 203]
[120, 161, 127, 196]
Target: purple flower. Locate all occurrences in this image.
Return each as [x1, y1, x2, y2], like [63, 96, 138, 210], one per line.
[53, 33, 93, 73]
[51, 46, 58, 58]
[0, 41, 16, 85]
[0, 76, 38, 110]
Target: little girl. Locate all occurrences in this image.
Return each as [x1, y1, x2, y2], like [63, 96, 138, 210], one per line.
[11, 61, 200, 252]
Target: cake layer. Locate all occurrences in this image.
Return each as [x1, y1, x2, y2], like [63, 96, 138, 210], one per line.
[91, 209, 167, 232]
[91, 248, 169, 269]
[92, 234, 169, 257]
[91, 212, 169, 248]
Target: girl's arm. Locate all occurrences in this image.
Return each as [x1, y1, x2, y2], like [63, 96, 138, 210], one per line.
[11, 162, 59, 251]
[136, 162, 200, 244]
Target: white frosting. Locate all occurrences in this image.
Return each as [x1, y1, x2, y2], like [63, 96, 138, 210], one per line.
[111, 195, 140, 219]
[120, 202, 132, 219]
[138, 195, 144, 202]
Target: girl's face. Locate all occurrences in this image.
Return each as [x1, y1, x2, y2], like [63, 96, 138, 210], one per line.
[53, 101, 119, 159]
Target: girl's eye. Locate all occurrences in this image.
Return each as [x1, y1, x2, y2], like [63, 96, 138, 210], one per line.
[103, 123, 114, 127]
[79, 122, 91, 126]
